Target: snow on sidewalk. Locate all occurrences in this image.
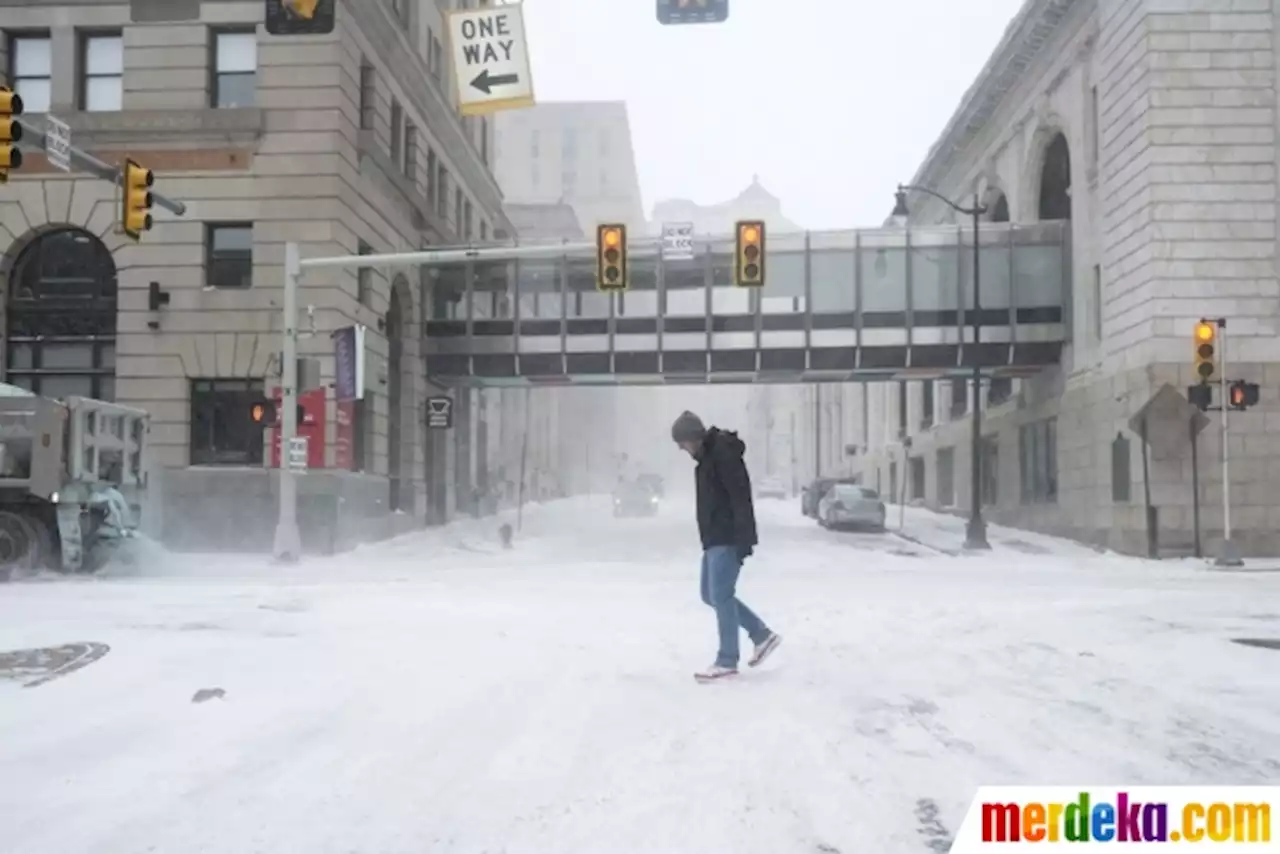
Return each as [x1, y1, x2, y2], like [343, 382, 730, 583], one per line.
[886, 503, 1107, 561]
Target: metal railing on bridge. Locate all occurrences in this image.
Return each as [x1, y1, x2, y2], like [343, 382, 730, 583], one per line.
[421, 221, 1070, 386]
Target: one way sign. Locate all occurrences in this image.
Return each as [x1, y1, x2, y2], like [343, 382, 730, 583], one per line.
[426, 396, 454, 430]
[448, 3, 536, 117]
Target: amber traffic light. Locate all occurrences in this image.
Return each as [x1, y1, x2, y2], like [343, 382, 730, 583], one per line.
[1193, 320, 1216, 382]
[596, 223, 628, 291]
[0, 87, 23, 184]
[266, 0, 335, 35]
[734, 219, 765, 286]
[121, 158, 154, 241]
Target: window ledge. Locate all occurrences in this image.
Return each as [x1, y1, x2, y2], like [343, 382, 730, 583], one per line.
[38, 108, 265, 146]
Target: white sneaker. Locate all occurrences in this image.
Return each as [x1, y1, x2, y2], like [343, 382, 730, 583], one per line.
[694, 664, 739, 682]
[748, 632, 782, 667]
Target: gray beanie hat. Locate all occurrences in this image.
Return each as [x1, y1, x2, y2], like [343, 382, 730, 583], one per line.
[671, 410, 706, 443]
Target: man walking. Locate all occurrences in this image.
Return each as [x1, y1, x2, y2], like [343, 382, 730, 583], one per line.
[671, 410, 781, 682]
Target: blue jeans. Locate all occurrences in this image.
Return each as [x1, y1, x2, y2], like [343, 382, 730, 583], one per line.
[700, 545, 770, 668]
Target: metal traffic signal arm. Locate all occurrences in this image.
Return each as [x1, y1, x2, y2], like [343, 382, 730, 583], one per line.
[8, 114, 186, 216]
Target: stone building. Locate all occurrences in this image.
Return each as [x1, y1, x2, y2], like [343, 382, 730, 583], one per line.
[856, 0, 1280, 556]
[0, 0, 565, 553]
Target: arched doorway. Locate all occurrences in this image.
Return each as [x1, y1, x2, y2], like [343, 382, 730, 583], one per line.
[989, 191, 1010, 223]
[386, 278, 406, 512]
[5, 227, 118, 399]
[1038, 133, 1072, 221]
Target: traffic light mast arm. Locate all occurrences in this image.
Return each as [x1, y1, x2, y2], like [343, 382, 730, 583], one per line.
[12, 117, 186, 216]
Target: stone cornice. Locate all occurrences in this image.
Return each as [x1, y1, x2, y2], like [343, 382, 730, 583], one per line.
[905, 0, 1078, 202]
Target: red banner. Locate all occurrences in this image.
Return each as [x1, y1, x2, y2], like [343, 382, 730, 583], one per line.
[269, 387, 328, 469]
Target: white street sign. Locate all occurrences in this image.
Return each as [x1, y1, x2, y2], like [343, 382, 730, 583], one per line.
[661, 222, 694, 260]
[447, 3, 535, 117]
[287, 436, 308, 471]
[44, 115, 71, 173]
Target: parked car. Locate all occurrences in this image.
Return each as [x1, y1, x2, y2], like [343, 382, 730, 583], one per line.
[801, 476, 859, 518]
[613, 481, 659, 518]
[817, 484, 886, 531]
[755, 476, 788, 499]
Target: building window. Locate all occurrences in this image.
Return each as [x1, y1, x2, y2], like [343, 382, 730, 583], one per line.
[212, 30, 256, 108]
[950, 377, 967, 418]
[1018, 417, 1057, 504]
[480, 221, 488, 241]
[437, 166, 449, 218]
[980, 435, 998, 506]
[896, 381, 907, 437]
[8, 33, 52, 113]
[479, 116, 489, 164]
[80, 32, 122, 111]
[205, 223, 253, 288]
[463, 200, 473, 240]
[359, 60, 376, 130]
[357, 240, 374, 306]
[426, 30, 442, 81]
[454, 188, 463, 233]
[426, 148, 438, 205]
[1092, 264, 1102, 341]
[389, 98, 403, 163]
[190, 379, 265, 466]
[404, 122, 418, 182]
[988, 377, 1013, 406]
[1090, 85, 1100, 169]
[920, 381, 934, 430]
[1111, 431, 1131, 503]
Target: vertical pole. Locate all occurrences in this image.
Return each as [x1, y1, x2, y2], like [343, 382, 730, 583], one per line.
[1216, 319, 1241, 566]
[1190, 415, 1202, 559]
[517, 386, 530, 531]
[813, 385, 822, 477]
[273, 242, 303, 562]
[966, 198, 991, 550]
[1141, 414, 1154, 558]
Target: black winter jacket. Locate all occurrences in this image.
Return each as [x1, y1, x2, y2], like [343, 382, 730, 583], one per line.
[693, 428, 759, 552]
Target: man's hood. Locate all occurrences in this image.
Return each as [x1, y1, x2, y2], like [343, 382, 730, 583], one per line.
[702, 426, 746, 459]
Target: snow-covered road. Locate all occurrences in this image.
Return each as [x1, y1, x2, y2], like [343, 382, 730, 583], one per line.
[2, 495, 1278, 854]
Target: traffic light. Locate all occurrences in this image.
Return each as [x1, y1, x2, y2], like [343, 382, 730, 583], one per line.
[0, 87, 22, 184]
[596, 223, 628, 291]
[734, 219, 765, 286]
[121, 158, 154, 241]
[1228, 381, 1260, 411]
[250, 400, 277, 426]
[265, 0, 335, 35]
[1193, 320, 1216, 383]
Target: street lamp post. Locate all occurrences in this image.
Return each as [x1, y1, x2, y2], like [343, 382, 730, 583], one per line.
[892, 183, 992, 551]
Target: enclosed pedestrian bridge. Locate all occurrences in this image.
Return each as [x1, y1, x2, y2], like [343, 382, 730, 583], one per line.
[422, 221, 1070, 387]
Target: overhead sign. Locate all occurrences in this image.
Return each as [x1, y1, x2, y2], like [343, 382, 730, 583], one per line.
[661, 222, 694, 261]
[447, 3, 535, 117]
[44, 115, 70, 172]
[426, 396, 453, 430]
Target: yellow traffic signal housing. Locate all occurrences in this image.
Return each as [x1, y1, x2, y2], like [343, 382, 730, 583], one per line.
[122, 158, 154, 241]
[0, 87, 23, 184]
[266, 0, 335, 35]
[596, 223, 628, 291]
[1193, 320, 1216, 382]
[734, 219, 765, 286]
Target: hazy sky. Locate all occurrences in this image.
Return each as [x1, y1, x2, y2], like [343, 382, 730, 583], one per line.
[521, 0, 1026, 230]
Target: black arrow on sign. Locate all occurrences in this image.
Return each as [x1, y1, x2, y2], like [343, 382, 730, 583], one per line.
[470, 69, 519, 94]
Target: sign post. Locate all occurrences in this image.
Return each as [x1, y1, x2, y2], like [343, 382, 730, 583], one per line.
[43, 115, 71, 173]
[661, 222, 694, 261]
[447, 3, 535, 117]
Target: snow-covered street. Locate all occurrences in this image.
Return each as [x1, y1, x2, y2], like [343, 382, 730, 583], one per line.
[2, 495, 1279, 854]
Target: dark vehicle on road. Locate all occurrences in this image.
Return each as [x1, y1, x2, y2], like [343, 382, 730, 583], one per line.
[801, 476, 859, 518]
[613, 481, 659, 517]
[637, 473, 665, 498]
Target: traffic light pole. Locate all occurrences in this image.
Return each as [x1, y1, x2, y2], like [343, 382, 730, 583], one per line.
[1215, 318, 1242, 567]
[273, 242, 304, 562]
[15, 117, 187, 215]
